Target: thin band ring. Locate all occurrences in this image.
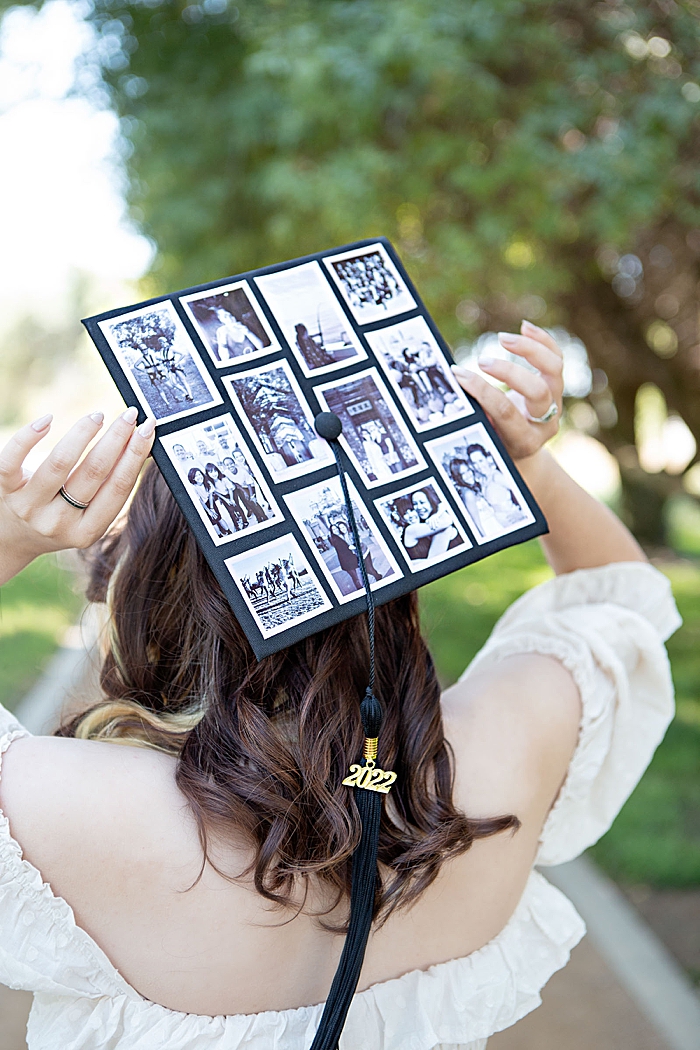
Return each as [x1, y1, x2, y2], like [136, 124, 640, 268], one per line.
[59, 485, 90, 510]
[527, 402, 559, 425]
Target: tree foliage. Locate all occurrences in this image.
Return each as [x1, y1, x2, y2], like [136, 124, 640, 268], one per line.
[4, 0, 700, 538]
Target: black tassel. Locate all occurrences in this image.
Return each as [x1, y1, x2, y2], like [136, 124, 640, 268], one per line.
[308, 785, 383, 1050]
[309, 413, 392, 1050]
[360, 689, 382, 739]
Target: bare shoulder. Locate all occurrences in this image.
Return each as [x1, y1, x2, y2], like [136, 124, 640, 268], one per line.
[441, 653, 581, 822]
[0, 735, 199, 879]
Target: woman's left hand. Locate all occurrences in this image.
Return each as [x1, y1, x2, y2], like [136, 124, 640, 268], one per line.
[0, 408, 155, 586]
[451, 320, 564, 462]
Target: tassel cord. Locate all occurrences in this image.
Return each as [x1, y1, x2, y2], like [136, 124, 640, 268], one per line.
[307, 436, 384, 1050]
[308, 788, 382, 1050]
[329, 442, 376, 696]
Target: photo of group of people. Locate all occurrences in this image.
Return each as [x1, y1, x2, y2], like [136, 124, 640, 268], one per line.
[324, 243, 417, 324]
[181, 280, 280, 367]
[89, 240, 539, 653]
[366, 316, 473, 432]
[225, 536, 332, 638]
[160, 415, 283, 545]
[315, 368, 426, 487]
[426, 423, 535, 543]
[223, 360, 333, 482]
[285, 476, 399, 602]
[375, 480, 471, 567]
[255, 261, 367, 377]
[99, 301, 222, 424]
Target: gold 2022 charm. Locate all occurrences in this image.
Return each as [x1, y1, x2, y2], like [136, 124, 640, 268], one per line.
[342, 760, 397, 794]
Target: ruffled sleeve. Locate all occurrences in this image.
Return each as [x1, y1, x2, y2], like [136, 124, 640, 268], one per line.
[0, 701, 28, 739]
[461, 562, 681, 867]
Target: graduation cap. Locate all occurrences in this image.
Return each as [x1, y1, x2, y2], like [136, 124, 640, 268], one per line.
[83, 238, 546, 1049]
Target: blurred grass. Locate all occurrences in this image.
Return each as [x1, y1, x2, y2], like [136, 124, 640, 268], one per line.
[0, 554, 83, 713]
[420, 539, 700, 888]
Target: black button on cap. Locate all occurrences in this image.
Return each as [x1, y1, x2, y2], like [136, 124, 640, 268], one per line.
[314, 411, 343, 441]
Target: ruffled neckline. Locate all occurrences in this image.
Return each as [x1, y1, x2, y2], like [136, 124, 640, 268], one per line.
[1, 765, 584, 1046]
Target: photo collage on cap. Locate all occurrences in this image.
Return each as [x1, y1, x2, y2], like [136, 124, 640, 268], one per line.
[88, 239, 542, 656]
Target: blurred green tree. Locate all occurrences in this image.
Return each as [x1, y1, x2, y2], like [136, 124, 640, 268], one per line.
[4, 0, 700, 542]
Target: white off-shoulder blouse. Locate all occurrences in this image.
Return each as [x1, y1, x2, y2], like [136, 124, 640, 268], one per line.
[0, 562, 681, 1050]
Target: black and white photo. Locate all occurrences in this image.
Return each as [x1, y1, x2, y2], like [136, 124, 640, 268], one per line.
[425, 423, 534, 542]
[374, 480, 471, 568]
[255, 261, 367, 377]
[285, 477, 399, 603]
[223, 360, 333, 482]
[225, 536, 332, 638]
[160, 415, 283, 545]
[315, 367, 426, 488]
[180, 281, 280, 367]
[324, 242, 416, 324]
[99, 301, 222, 423]
[366, 316, 474, 431]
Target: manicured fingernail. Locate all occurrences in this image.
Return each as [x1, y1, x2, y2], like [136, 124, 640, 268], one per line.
[89, 411, 105, 424]
[31, 413, 53, 432]
[122, 407, 138, 425]
[498, 332, 517, 345]
[521, 319, 537, 330]
[451, 364, 469, 374]
[136, 417, 155, 438]
[478, 356, 496, 367]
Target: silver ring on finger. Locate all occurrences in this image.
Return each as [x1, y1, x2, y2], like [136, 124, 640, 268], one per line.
[59, 485, 90, 510]
[527, 401, 559, 425]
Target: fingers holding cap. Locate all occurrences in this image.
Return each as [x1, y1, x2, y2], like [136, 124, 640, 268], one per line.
[497, 331, 563, 382]
[476, 356, 555, 418]
[22, 413, 105, 508]
[0, 414, 53, 494]
[60, 407, 139, 507]
[452, 367, 529, 431]
[75, 417, 155, 547]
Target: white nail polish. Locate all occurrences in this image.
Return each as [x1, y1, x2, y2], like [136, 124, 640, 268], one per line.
[89, 411, 104, 424]
[122, 407, 138, 424]
[31, 413, 53, 432]
[136, 417, 155, 438]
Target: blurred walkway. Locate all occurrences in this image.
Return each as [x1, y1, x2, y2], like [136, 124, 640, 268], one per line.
[492, 937, 669, 1050]
[1, 618, 699, 1050]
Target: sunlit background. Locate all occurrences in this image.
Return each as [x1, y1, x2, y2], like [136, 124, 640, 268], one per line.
[2, 1, 700, 507]
[0, 0, 150, 454]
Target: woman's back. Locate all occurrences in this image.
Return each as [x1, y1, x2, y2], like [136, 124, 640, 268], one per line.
[0, 653, 579, 1016]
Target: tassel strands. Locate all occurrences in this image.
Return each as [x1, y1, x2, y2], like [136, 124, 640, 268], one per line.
[309, 413, 396, 1050]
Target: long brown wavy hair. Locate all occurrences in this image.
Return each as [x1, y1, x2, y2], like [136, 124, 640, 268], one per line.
[57, 463, 518, 926]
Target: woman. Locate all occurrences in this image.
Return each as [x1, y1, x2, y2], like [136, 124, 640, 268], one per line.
[467, 443, 528, 530]
[204, 462, 244, 533]
[215, 308, 264, 361]
[401, 488, 460, 561]
[295, 322, 333, 370]
[449, 456, 490, 540]
[359, 421, 397, 482]
[0, 323, 679, 1049]
[155, 335, 195, 403]
[222, 449, 267, 523]
[327, 519, 383, 591]
[187, 465, 232, 538]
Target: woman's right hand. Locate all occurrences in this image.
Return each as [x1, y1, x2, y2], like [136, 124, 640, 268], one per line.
[451, 320, 564, 463]
[0, 408, 155, 586]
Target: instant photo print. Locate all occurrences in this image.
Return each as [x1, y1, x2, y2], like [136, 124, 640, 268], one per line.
[84, 238, 547, 659]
